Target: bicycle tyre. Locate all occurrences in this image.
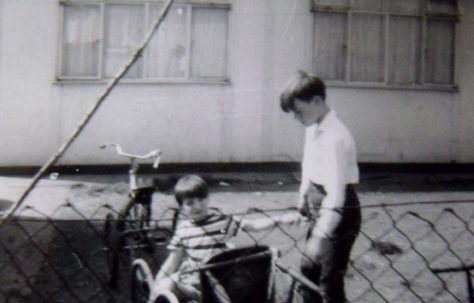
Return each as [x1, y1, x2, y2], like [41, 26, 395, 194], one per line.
[104, 212, 121, 288]
[131, 259, 153, 303]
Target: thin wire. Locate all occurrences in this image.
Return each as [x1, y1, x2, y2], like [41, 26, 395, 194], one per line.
[279, 0, 298, 40]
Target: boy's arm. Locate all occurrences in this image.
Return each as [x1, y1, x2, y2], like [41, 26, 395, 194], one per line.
[154, 249, 183, 281]
[239, 212, 304, 232]
[312, 138, 347, 238]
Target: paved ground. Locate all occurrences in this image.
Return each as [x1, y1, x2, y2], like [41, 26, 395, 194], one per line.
[60, 170, 474, 192]
[2, 170, 474, 218]
[1, 171, 474, 302]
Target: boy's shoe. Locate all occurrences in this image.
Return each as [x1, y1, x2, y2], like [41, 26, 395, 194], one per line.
[131, 258, 154, 302]
[154, 290, 179, 303]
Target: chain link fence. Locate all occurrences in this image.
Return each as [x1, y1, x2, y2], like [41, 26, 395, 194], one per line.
[1, 180, 473, 303]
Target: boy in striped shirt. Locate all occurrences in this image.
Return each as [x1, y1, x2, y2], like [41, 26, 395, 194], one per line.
[142, 174, 300, 303]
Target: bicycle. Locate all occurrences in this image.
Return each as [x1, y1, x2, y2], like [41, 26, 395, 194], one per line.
[101, 143, 178, 288]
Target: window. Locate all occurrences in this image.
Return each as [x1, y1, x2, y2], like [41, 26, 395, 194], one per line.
[58, 0, 230, 82]
[311, 0, 459, 88]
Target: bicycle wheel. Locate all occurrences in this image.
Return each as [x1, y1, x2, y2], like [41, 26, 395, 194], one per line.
[131, 259, 153, 303]
[104, 213, 121, 288]
[154, 291, 179, 303]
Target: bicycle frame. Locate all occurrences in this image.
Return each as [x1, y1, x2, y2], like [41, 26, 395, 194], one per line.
[100, 143, 163, 288]
[100, 142, 161, 194]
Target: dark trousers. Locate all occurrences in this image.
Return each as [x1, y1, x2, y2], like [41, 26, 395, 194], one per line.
[297, 184, 361, 303]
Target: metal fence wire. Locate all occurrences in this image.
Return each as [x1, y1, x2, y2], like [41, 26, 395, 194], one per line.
[1, 191, 474, 303]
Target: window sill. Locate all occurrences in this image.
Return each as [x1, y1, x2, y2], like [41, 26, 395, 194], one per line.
[325, 82, 458, 92]
[54, 78, 232, 86]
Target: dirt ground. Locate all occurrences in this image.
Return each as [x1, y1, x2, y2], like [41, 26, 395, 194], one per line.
[1, 171, 474, 302]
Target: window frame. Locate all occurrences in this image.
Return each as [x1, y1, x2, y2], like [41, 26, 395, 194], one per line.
[56, 0, 232, 84]
[310, 0, 460, 91]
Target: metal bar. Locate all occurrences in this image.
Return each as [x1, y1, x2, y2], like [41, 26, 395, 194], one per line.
[421, 0, 427, 85]
[384, 12, 389, 85]
[186, 4, 192, 78]
[275, 262, 323, 296]
[431, 264, 474, 273]
[430, 263, 474, 303]
[466, 270, 474, 303]
[180, 250, 273, 275]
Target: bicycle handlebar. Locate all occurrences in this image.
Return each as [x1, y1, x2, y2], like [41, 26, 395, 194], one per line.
[100, 143, 162, 169]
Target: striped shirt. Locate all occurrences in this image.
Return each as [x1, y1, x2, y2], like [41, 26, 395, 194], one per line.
[168, 209, 239, 271]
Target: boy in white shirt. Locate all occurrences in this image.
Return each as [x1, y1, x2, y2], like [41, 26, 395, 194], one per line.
[280, 71, 361, 303]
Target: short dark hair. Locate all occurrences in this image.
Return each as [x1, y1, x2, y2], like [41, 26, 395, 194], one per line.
[174, 175, 209, 206]
[280, 70, 326, 113]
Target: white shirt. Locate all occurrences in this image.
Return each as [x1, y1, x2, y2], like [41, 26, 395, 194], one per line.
[300, 109, 359, 213]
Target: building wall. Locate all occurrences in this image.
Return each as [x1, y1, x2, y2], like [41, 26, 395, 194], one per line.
[0, 0, 472, 166]
[457, 0, 474, 162]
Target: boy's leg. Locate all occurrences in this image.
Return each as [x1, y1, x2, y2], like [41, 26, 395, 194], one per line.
[318, 185, 360, 303]
[172, 280, 201, 302]
[299, 234, 354, 303]
[318, 232, 358, 303]
[298, 235, 327, 303]
[150, 273, 201, 303]
[297, 183, 326, 303]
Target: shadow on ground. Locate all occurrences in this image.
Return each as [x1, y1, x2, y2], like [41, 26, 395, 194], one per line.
[149, 172, 474, 193]
[0, 219, 170, 303]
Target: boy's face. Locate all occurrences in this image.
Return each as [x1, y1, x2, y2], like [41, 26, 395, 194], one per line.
[181, 197, 209, 221]
[292, 98, 320, 126]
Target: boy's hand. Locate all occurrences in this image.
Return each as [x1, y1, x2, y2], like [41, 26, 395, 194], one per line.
[278, 212, 308, 226]
[297, 194, 312, 218]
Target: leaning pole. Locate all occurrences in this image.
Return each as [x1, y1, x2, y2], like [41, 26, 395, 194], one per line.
[0, 0, 175, 226]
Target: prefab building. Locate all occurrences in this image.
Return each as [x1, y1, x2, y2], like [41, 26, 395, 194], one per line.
[0, 0, 472, 167]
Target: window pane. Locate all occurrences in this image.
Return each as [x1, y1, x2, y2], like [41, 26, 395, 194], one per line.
[427, 0, 458, 14]
[389, 16, 421, 85]
[389, 0, 423, 14]
[350, 14, 385, 82]
[353, 0, 387, 11]
[313, 12, 347, 81]
[61, 4, 100, 77]
[147, 5, 188, 78]
[191, 8, 228, 79]
[103, 4, 144, 78]
[425, 19, 454, 84]
[313, 0, 349, 7]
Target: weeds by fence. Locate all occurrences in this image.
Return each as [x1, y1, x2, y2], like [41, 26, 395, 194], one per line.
[1, 191, 474, 303]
